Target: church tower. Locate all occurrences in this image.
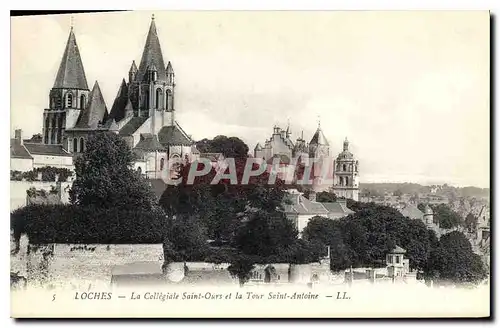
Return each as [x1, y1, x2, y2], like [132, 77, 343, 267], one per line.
[127, 15, 175, 134]
[43, 26, 90, 144]
[332, 138, 360, 201]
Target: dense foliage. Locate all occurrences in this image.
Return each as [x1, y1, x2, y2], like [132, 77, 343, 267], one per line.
[11, 167, 73, 182]
[303, 203, 438, 271]
[316, 190, 337, 203]
[195, 135, 249, 159]
[70, 132, 156, 211]
[11, 204, 167, 244]
[425, 231, 488, 285]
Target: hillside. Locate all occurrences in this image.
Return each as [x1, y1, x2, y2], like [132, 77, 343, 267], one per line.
[360, 182, 490, 199]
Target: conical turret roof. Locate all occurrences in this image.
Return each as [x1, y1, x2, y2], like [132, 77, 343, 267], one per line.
[129, 60, 138, 73]
[53, 28, 89, 90]
[108, 79, 129, 122]
[166, 61, 174, 74]
[309, 126, 329, 146]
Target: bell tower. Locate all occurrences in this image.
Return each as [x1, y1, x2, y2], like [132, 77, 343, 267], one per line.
[127, 14, 176, 133]
[43, 25, 90, 145]
[333, 138, 360, 201]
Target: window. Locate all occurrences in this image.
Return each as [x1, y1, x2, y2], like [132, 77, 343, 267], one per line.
[343, 164, 346, 171]
[56, 95, 62, 109]
[160, 158, 165, 171]
[137, 167, 142, 174]
[79, 138, 84, 152]
[155, 88, 162, 109]
[339, 176, 344, 186]
[345, 177, 349, 186]
[80, 94, 86, 109]
[73, 138, 77, 152]
[387, 256, 392, 264]
[396, 256, 400, 264]
[166, 89, 173, 110]
[66, 92, 73, 108]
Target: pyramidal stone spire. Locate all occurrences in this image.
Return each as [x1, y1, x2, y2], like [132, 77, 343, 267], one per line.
[53, 28, 89, 90]
[137, 15, 167, 82]
[76, 81, 108, 129]
[129, 60, 138, 73]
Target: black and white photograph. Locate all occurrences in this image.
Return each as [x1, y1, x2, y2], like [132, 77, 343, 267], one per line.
[9, 10, 490, 318]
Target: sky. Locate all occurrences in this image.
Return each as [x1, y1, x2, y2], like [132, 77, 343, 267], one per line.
[10, 11, 490, 188]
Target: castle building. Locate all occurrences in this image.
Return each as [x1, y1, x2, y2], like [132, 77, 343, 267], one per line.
[40, 16, 197, 179]
[254, 124, 360, 199]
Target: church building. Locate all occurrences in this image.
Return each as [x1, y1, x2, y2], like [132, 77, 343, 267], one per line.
[41, 15, 197, 179]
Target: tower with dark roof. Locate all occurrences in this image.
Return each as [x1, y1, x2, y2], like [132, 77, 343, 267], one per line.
[43, 26, 90, 145]
[308, 122, 330, 159]
[125, 15, 176, 131]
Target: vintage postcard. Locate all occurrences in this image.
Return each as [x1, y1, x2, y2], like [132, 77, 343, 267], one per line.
[10, 11, 490, 318]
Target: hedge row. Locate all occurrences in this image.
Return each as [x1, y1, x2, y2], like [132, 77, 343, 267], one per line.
[11, 204, 167, 244]
[11, 166, 73, 182]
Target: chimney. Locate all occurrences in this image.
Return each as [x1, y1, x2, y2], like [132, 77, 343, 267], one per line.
[14, 129, 23, 145]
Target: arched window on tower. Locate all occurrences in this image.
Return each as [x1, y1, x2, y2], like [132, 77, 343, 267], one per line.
[160, 158, 165, 171]
[155, 88, 163, 109]
[339, 176, 344, 186]
[66, 92, 73, 108]
[79, 138, 85, 153]
[343, 164, 346, 172]
[166, 89, 173, 110]
[80, 94, 86, 109]
[345, 177, 349, 186]
[73, 138, 78, 153]
[57, 95, 62, 109]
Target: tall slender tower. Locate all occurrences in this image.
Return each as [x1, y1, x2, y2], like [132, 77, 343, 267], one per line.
[43, 26, 90, 144]
[333, 138, 360, 201]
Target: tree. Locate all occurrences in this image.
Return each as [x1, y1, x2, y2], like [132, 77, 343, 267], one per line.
[228, 255, 258, 287]
[426, 231, 488, 285]
[233, 210, 298, 258]
[393, 189, 403, 197]
[195, 135, 249, 159]
[163, 215, 209, 263]
[316, 191, 337, 203]
[70, 132, 156, 210]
